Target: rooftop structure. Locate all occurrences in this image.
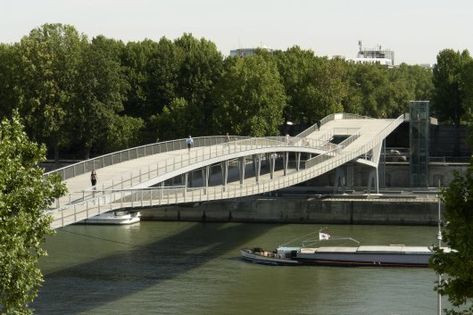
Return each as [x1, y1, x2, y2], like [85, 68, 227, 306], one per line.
[230, 46, 272, 57]
[354, 40, 395, 66]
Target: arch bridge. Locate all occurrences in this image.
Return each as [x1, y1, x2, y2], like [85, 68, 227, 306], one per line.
[46, 113, 404, 229]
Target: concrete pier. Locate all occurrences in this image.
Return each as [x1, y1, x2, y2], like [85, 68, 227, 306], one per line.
[138, 196, 439, 226]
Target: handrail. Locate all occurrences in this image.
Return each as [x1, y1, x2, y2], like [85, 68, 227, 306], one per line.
[296, 113, 372, 138]
[45, 135, 249, 181]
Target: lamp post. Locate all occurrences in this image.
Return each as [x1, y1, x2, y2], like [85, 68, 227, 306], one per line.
[285, 121, 293, 136]
[437, 182, 442, 315]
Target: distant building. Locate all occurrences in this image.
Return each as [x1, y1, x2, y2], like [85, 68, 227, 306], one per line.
[230, 46, 273, 57]
[418, 63, 434, 69]
[353, 41, 395, 66]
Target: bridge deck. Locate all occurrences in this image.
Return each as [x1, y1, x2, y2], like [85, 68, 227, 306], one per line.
[48, 114, 404, 228]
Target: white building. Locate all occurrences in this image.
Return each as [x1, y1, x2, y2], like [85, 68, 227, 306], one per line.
[353, 41, 395, 66]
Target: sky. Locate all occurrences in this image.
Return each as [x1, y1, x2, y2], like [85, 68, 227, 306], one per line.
[1, 0, 473, 65]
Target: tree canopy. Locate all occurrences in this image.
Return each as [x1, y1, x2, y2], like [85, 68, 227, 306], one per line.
[432, 49, 471, 127]
[0, 113, 66, 314]
[212, 54, 286, 136]
[431, 168, 473, 315]
[0, 23, 456, 160]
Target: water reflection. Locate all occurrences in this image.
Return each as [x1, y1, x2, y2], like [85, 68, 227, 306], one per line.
[34, 223, 441, 315]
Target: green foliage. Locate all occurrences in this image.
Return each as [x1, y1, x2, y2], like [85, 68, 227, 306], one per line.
[0, 113, 66, 314]
[16, 23, 87, 160]
[103, 115, 145, 152]
[274, 47, 346, 125]
[213, 55, 286, 136]
[0, 44, 20, 118]
[68, 35, 135, 158]
[153, 97, 191, 139]
[0, 24, 458, 156]
[432, 49, 471, 126]
[431, 168, 473, 315]
[174, 34, 224, 135]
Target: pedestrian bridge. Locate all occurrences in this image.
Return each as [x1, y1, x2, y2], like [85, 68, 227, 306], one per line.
[46, 113, 404, 229]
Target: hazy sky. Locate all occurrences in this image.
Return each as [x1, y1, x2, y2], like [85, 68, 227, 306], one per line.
[2, 0, 473, 64]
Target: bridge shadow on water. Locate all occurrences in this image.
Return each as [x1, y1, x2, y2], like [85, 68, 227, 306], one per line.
[33, 222, 274, 314]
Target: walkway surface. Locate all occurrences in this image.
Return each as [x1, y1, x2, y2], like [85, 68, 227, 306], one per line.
[46, 113, 404, 228]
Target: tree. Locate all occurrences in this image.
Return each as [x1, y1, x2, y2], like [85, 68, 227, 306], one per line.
[153, 97, 192, 140]
[0, 113, 66, 314]
[431, 168, 473, 315]
[174, 34, 224, 135]
[274, 47, 346, 125]
[68, 35, 139, 158]
[0, 44, 21, 119]
[213, 55, 286, 136]
[121, 39, 158, 118]
[432, 49, 471, 127]
[346, 63, 392, 117]
[16, 23, 87, 162]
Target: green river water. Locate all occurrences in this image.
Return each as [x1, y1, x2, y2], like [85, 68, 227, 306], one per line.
[33, 222, 443, 314]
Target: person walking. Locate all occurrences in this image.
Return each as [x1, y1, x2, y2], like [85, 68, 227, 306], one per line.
[186, 135, 194, 152]
[90, 169, 97, 187]
[90, 169, 97, 197]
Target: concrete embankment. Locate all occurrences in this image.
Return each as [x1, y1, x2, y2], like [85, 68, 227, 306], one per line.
[139, 196, 439, 226]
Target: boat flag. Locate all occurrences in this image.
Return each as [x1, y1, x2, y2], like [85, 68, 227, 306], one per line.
[319, 232, 330, 240]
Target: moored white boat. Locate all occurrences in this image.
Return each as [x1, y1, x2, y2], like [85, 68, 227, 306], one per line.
[294, 245, 442, 267]
[82, 211, 141, 225]
[240, 230, 452, 268]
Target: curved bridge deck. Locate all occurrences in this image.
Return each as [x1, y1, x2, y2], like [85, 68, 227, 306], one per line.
[46, 113, 404, 228]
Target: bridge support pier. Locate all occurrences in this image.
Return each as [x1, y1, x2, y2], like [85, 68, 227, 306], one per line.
[253, 154, 262, 183]
[334, 167, 346, 193]
[283, 152, 289, 176]
[296, 152, 301, 171]
[204, 166, 210, 193]
[221, 161, 229, 190]
[367, 143, 383, 194]
[239, 157, 246, 185]
[184, 173, 188, 197]
[269, 154, 276, 179]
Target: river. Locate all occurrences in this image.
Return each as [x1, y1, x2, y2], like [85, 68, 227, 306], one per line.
[33, 222, 443, 314]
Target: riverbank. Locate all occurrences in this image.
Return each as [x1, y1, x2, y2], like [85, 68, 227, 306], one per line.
[139, 194, 438, 225]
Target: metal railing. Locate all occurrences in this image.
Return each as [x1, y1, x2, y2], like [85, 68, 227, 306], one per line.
[45, 135, 249, 181]
[296, 112, 371, 138]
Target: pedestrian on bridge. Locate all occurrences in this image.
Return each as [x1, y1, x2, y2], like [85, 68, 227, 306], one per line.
[186, 135, 194, 152]
[91, 169, 97, 187]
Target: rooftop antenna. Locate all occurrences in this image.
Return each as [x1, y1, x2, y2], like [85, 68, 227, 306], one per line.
[358, 40, 362, 52]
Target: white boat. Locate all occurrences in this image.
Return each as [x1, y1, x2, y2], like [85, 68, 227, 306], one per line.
[294, 245, 442, 267]
[240, 231, 451, 267]
[82, 211, 141, 225]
